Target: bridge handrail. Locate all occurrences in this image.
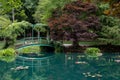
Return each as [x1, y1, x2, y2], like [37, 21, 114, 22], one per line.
[18, 37, 49, 41]
[15, 43, 53, 50]
[15, 37, 51, 47]
[17, 54, 54, 60]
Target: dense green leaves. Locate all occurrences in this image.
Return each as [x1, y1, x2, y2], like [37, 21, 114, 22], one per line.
[0, 0, 120, 47]
[85, 47, 101, 58]
[34, 0, 76, 23]
[99, 26, 120, 44]
[97, 3, 110, 15]
[34, 23, 48, 32]
[21, 0, 39, 23]
[96, 2, 120, 45]
[100, 15, 120, 27]
[0, 16, 31, 48]
[0, 16, 31, 38]
[0, 48, 16, 62]
[0, 0, 22, 14]
[99, 15, 120, 44]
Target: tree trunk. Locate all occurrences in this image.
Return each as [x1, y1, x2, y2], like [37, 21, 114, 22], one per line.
[71, 33, 79, 47]
[73, 39, 79, 47]
[38, 31, 40, 43]
[12, 8, 15, 22]
[3, 37, 15, 49]
[46, 31, 50, 43]
[3, 38, 10, 49]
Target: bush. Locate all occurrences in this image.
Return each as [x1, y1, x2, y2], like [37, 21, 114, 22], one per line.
[0, 48, 16, 62]
[50, 41, 63, 53]
[85, 47, 101, 58]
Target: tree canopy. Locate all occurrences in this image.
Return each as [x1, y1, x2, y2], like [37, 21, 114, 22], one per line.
[34, 0, 76, 23]
[0, 0, 120, 47]
[0, 0, 22, 13]
[48, 0, 101, 46]
[0, 16, 31, 48]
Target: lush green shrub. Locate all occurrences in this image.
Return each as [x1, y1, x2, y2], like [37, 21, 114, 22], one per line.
[50, 41, 63, 53]
[0, 48, 16, 62]
[85, 47, 101, 58]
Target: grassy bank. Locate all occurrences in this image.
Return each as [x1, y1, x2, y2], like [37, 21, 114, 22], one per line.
[63, 40, 120, 46]
[63, 40, 107, 46]
[0, 41, 4, 49]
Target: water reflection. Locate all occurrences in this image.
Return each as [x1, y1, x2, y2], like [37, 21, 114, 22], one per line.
[0, 53, 120, 80]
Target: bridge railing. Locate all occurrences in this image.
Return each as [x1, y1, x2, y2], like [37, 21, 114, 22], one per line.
[15, 37, 51, 48]
[15, 55, 55, 67]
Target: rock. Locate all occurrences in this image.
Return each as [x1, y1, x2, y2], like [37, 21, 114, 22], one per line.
[115, 60, 120, 63]
[75, 61, 87, 64]
[11, 66, 29, 70]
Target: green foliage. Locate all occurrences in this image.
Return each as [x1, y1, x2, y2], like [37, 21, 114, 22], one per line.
[0, 41, 5, 49]
[15, 9, 28, 21]
[17, 46, 40, 54]
[99, 15, 120, 44]
[0, 16, 12, 30]
[50, 41, 63, 53]
[22, 0, 39, 11]
[33, 23, 48, 32]
[99, 26, 120, 44]
[17, 46, 54, 54]
[97, 3, 110, 15]
[0, 0, 28, 22]
[34, 0, 75, 23]
[2, 21, 31, 39]
[0, 16, 31, 48]
[0, 0, 22, 14]
[20, 0, 39, 23]
[97, 1, 120, 45]
[100, 15, 120, 27]
[85, 47, 101, 58]
[97, 1, 119, 44]
[51, 41, 63, 53]
[0, 16, 31, 38]
[0, 48, 16, 62]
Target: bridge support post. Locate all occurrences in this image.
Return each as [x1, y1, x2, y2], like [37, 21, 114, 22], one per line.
[32, 25, 34, 43]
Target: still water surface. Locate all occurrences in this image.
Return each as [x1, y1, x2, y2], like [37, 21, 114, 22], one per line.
[0, 53, 120, 80]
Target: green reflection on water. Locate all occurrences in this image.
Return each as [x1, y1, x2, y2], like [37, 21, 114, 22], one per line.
[0, 53, 120, 80]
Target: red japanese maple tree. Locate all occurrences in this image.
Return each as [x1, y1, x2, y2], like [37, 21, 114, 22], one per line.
[48, 0, 101, 46]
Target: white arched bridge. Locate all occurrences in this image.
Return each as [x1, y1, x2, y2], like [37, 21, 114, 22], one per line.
[15, 37, 54, 53]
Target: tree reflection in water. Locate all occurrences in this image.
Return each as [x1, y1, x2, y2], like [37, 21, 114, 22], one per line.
[0, 53, 120, 80]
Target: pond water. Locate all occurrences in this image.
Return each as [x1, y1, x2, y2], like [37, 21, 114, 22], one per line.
[0, 53, 120, 80]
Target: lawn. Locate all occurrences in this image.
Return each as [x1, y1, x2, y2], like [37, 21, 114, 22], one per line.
[63, 40, 107, 46]
[0, 41, 4, 49]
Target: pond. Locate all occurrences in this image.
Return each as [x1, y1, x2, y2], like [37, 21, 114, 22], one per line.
[0, 53, 120, 80]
